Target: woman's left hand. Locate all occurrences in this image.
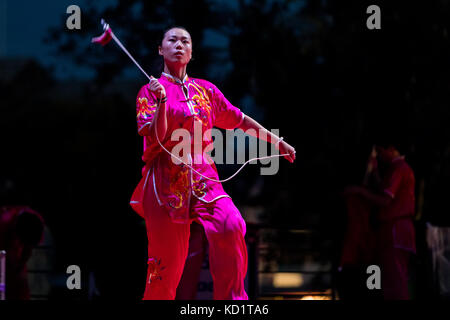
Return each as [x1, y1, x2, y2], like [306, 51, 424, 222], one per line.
[277, 140, 296, 163]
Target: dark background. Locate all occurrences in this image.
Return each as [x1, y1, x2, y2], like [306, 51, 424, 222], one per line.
[1, 0, 449, 299]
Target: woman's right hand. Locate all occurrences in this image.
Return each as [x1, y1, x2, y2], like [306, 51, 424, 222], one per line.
[148, 76, 166, 99]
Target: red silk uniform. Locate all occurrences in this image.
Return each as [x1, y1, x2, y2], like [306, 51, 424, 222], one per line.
[378, 157, 416, 300]
[379, 157, 416, 252]
[131, 73, 244, 223]
[130, 73, 248, 300]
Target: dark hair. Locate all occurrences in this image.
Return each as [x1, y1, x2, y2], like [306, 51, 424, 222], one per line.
[159, 26, 191, 45]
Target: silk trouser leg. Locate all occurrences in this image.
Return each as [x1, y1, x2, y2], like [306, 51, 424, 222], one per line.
[176, 222, 208, 300]
[193, 197, 248, 300]
[380, 247, 411, 300]
[142, 184, 191, 300]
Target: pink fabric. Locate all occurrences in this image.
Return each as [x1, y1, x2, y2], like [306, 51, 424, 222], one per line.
[91, 27, 113, 46]
[130, 73, 245, 223]
[379, 158, 416, 253]
[142, 170, 248, 300]
[131, 73, 248, 300]
[190, 193, 248, 300]
[175, 222, 208, 300]
[379, 246, 412, 300]
[379, 158, 415, 222]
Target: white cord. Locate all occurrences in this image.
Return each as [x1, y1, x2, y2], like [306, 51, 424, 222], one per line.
[153, 99, 293, 183]
[106, 22, 293, 183]
[110, 30, 152, 81]
[275, 136, 284, 147]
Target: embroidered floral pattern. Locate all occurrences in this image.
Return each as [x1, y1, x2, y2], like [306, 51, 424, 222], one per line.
[132, 75, 242, 223]
[137, 97, 157, 119]
[192, 176, 207, 199]
[189, 82, 212, 127]
[168, 166, 190, 209]
[163, 79, 212, 206]
[147, 257, 166, 284]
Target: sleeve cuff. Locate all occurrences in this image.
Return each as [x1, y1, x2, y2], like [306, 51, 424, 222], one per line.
[235, 112, 245, 129]
[138, 122, 152, 135]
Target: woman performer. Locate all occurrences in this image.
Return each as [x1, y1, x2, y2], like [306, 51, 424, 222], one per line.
[130, 27, 296, 300]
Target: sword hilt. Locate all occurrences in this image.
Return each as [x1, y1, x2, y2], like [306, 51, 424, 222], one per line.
[101, 18, 109, 31]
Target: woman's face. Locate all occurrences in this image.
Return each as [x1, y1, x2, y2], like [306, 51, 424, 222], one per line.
[159, 28, 192, 66]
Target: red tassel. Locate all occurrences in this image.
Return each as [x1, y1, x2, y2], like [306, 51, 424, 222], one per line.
[91, 27, 113, 46]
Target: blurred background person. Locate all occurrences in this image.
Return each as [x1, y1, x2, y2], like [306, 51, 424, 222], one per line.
[338, 146, 379, 300]
[0, 206, 44, 300]
[343, 140, 416, 300]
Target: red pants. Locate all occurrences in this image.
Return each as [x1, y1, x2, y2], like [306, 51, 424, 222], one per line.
[142, 184, 248, 300]
[176, 222, 208, 300]
[378, 221, 413, 300]
[379, 247, 411, 300]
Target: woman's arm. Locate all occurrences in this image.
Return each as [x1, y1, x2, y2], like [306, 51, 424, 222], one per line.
[237, 114, 296, 163]
[343, 185, 392, 207]
[150, 99, 168, 142]
[359, 187, 392, 207]
[148, 77, 168, 141]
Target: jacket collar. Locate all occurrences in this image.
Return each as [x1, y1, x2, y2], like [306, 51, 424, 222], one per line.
[161, 72, 189, 85]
